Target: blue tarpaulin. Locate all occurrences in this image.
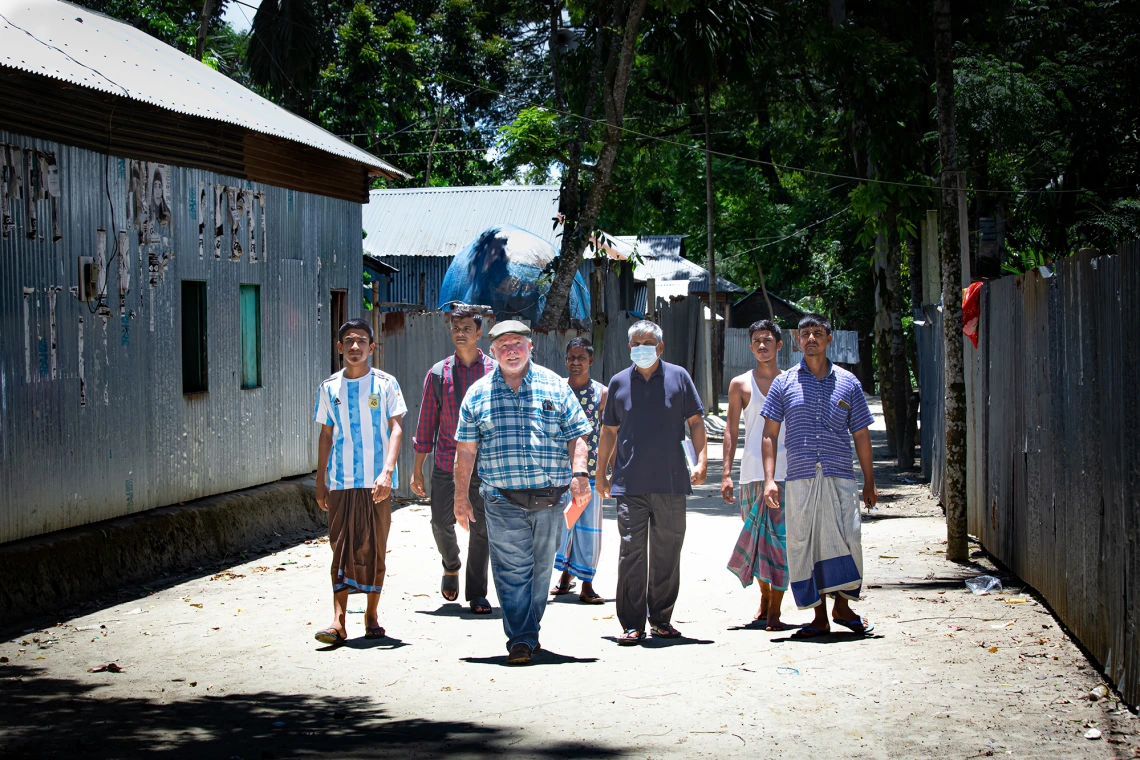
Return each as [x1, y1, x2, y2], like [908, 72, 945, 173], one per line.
[438, 225, 590, 322]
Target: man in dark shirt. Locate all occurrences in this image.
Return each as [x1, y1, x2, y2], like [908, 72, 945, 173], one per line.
[410, 304, 496, 615]
[597, 320, 707, 645]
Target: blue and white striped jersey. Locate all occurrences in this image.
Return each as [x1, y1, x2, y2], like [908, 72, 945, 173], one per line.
[314, 368, 408, 491]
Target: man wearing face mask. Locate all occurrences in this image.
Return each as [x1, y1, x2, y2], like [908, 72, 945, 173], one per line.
[453, 320, 594, 664]
[597, 320, 707, 646]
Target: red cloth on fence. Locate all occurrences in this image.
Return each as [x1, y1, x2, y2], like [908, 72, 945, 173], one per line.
[962, 281, 982, 348]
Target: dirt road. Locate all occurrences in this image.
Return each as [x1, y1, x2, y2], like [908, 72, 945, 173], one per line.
[2, 403, 1135, 758]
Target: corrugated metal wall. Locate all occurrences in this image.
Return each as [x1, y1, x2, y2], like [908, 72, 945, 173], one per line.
[381, 255, 453, 309]
[721, 327, 862, 393]
[0, 128, 361, 544]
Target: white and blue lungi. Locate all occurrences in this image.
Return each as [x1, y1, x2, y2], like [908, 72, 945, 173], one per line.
[785, 464, 863, 609]
[554, 482, 603, 582]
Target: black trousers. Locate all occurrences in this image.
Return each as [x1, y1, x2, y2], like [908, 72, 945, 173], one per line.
[430, 467, 489, 601]
[615, 493, 687, 631]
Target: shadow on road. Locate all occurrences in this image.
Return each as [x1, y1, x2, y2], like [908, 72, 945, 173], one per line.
[416, 604, 503, 620]
[460, 650, 599, 667]
[0, 664, 626, 759]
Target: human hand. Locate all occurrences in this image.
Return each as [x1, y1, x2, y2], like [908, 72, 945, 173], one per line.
[455, 493, 474, 531]
[596, 474, 611, 499]
[315, 481, 329, 511]
[720, 476, 734, 504]
[410, 468, 426, 498]
[372, 470, 393, 503]
[862, 481, 878, 509]
[690, 461, 707, 486]
[570, 475, 591, 506]
[763, 479, 781, 509]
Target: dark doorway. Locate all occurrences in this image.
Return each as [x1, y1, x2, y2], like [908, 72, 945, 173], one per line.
[330, 289, 347, 373]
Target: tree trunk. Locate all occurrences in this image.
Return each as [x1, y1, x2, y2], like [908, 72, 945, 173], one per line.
[539, 0, 649, 330]
[424, 109, 442, 187]
[196, 0, 215, 60]
[704, 82, 719, 413]
[873, 231, 897, 457]
[753, 253, 775, 322]
[885, 205, 913, 469]
[933, 0, 968, 562]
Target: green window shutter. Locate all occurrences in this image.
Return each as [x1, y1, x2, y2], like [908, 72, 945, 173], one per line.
[181, 281, 208, 393]
[240, 284, 261, 389]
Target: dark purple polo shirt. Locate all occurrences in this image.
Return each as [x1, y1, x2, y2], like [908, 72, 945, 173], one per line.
[602, 361, 704, 496]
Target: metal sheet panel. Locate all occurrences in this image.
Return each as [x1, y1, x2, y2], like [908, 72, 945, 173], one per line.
[0, 1, 402, 176]
[0, 128, 361, 544]
[362, 186, 562, 258]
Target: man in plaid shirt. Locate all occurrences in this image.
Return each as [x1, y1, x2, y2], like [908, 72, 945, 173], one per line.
[411, 304, 496, 615]
[454, 320, 593, 665]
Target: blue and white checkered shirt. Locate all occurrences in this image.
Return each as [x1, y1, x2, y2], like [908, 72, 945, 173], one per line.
[455, 361, 593, 490]
[760, 360, 874, 482]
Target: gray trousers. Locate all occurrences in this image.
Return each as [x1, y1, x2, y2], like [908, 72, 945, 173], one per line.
[615, 493, 687, 632]
[430, 467, 489, 601]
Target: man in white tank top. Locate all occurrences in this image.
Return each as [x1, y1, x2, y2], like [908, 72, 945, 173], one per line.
[723, 320, 790, 630]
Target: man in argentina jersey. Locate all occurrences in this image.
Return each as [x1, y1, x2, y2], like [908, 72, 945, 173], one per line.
[312, 319, 407, 646]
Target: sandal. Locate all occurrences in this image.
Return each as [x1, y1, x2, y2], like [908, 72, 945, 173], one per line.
[790, 625, 830, 639]
[578, 590, 605, 605]
[617, 628, 645, 646]
[651, 624, 682, 639]
[441, 573, 459, 602]
[364, 626, 386, 639]
[314, 628, 346, 646]
[832, 615, 874, 635]
[469, 597, 492, 615]
[550, 578, 576, 596]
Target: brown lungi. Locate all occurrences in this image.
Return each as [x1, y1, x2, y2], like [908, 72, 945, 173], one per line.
[327, 489, 391, 594]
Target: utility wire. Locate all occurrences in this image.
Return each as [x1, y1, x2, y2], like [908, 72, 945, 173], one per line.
[439, 73, 1134, 197]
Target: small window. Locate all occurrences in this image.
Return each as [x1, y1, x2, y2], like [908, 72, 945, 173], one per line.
[181, 281, 208, 394]
[240, 284, 261, 389]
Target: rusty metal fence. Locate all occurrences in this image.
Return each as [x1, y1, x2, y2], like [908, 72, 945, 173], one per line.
[921, 243, 1140, 703]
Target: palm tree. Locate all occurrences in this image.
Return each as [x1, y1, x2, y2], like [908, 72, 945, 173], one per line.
[247, 0, 319, 112]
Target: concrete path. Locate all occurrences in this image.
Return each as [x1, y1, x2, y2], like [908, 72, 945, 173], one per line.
[2, 403, 1137, 759]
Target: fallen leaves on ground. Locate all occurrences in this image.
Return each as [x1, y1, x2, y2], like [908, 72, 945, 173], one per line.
[87, 663, 123, 673]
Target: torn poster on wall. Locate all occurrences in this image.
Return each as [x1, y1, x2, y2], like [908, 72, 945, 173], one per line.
[0, 145, 62, 242]
[213, 184, 225, 259]
[148, 163, 171, 243]
[246, 189, 256, 263]
[197, 182, 205, 259]
[228, 186, 243, 261]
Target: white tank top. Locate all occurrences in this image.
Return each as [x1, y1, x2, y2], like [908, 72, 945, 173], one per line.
[740, 371, 787, 483]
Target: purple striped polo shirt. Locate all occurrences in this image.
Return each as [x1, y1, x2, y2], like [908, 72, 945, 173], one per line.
[760, 360, 873, 482]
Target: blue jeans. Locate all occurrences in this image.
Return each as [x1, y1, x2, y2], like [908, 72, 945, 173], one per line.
[481, 484, 566, 651]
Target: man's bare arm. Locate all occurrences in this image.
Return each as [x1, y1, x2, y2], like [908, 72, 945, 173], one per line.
[852, 427, 878, 508]
[687, 413, 708, 485]
[721, 377, 745, 502]
[761, 418, 782, 508]
[315, 425, 333, 510]
[596, 425, 618, 497]
[453, 441, 479, 529]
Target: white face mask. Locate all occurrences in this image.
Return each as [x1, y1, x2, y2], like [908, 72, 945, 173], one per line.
[630, 344, 658, 369]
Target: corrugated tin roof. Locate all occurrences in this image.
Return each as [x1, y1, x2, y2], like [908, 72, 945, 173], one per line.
[0, 0, 406, 177]
[621, 235, 746, 294]
[362, 185, 562, 258]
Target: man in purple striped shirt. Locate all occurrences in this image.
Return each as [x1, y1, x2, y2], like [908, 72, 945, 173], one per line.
[760, 314, 879, 638]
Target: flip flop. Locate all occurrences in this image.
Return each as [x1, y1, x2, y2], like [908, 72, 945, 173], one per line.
[364, 626, 386, 639]
[790, 626, 830, 640]
[578, 590, 605, 605]
[314, 628, 346, 646]
[550, 579, 577, 596]
[833, 615, 875, 635]
[441, 573, 459, 602]
[470, 598, 492, 615]
[651, 624, 683, 639]
[617, 629, 645, 646]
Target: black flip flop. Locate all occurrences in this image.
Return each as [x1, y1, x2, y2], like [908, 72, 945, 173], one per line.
[365, 626, 386, 639]
[314, 628, 346, 646]
[441, 573, 459, 602]
[550, 579, 577, 596]
[470, 597, 492, 615]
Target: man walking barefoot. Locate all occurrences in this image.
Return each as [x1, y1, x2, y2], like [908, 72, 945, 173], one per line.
[410, 304, 495, 614]
[453, 321, 593, 664]
[551, 337, 608, 605]
[723, 320, 790, 631]
[313, 319, 406, 645]
[760, 314, 878, 639]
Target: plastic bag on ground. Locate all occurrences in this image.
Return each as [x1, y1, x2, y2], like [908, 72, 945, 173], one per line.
[965, 575, 1002, 595]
